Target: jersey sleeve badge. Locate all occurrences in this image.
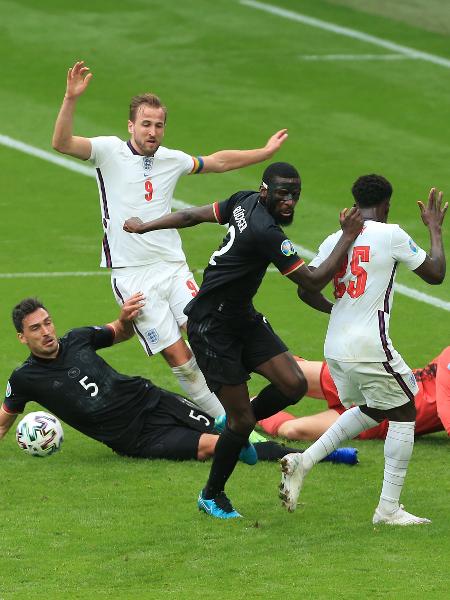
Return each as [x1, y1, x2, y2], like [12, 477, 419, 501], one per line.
[5, 380, 11, 398]
[281, 239, 296, 256]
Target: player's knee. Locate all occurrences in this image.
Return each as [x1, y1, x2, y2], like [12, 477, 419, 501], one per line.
[281, 370, 308, 404]
[278, 420, 301, 440]
[228, 411, 255, 437]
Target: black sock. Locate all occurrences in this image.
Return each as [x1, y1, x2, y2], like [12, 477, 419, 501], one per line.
[203, 425, 248, 499]
[254, 441, 304, 461]
[251, 384, 299, 421]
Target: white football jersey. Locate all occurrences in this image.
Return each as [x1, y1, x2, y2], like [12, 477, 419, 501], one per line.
[310, 220, 426, 362]
[89, 136, 197, 268]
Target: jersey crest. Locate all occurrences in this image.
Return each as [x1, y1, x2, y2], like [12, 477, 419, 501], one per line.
[143, 156, 154, 176]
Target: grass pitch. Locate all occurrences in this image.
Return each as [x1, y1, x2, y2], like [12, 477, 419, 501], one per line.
[0, 1, 449, 598]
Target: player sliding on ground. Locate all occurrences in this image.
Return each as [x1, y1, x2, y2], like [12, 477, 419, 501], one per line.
[258, 352, 450, 440]
[124, 162, 363, 519]
[279, 176, 447, 526]
[0, 295, 357, 467]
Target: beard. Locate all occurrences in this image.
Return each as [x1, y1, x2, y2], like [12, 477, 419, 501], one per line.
[275, 213, 294, 226]
[134, 136, 160, 156]
[266, 196, 295, 226]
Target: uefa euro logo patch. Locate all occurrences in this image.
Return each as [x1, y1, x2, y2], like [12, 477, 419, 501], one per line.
[408, 238, 418, 254]
[281, 239, 295, 256]
[147, 328, 159, 344]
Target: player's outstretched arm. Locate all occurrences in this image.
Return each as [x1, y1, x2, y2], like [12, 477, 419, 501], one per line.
[107, 292, 145, 344]
[123, 205, 216, 234]
[288, 207, 363, 292]
[200, 129, 288, 173]
[52, 61, 93, 160]
[414, 188, 447, 284]
[0, 406, 17, 440]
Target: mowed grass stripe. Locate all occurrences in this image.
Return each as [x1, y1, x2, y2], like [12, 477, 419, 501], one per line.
[2, 133, 448, 311]
[241, 0, 450, 68]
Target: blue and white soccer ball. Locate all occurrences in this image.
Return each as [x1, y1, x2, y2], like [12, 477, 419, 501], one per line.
[16, 411, 64, 457]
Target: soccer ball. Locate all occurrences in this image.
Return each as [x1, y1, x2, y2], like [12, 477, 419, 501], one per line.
[16, 411, 64, 457]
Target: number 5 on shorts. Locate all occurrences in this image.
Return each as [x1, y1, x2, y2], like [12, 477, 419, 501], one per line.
[189, 409, 211, 427]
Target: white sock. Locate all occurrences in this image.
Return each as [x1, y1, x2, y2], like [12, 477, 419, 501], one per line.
[378, 421, 415, 513]
[171, 356, 224, 418]
[303, 406, 378, 470]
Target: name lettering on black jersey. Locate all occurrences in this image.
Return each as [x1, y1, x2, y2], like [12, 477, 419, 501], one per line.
[233, 205, 247, 233]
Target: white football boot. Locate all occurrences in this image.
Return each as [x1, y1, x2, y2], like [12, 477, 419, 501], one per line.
[279, 453, 308, 512]
[373, 504, 431, 526]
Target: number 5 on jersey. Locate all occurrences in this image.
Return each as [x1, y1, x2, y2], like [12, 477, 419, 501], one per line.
[79, 376, 99, 397]
[334, 245, 370, 299]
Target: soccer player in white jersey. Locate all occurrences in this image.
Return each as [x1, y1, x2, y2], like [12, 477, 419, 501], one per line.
[279, 174, 447, 525]
[52, 61, 288, 418]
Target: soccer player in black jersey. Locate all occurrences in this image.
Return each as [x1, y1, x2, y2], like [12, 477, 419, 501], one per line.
[1, 294, 296, 463]
[1, 293, 221, 460]
[124, 162, 363, 518]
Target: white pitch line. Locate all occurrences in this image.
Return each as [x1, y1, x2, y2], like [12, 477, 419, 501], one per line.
[240, 0, 450, 69]
[2, 269, 449, 311]
[299, 54, 414, 62]
[395, 284, 450, 311]
[0, 134, 96, 177]
[1, 134, 448, 312]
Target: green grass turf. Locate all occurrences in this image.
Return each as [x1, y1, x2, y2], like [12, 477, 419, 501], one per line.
[0, 0, 449, 598]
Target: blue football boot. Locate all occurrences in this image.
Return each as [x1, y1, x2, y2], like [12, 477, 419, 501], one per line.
[197, 491, 242, 519]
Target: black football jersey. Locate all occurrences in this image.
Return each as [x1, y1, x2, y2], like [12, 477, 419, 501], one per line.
[4, 326, 160, 452]
[185, 191, 304, 318]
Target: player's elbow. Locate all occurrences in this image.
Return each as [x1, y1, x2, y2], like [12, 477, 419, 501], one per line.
[430, 274, 445, 285]
[422, 269, 445, 285]
[431, 267, 446, 284]
[52, 137, 68, 154]
[51, 139, 62, 152]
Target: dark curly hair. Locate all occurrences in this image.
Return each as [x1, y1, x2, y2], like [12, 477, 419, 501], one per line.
[12, 297, 47, 333]
[351, 174, 393, 208]
[262, 162, 301, 187]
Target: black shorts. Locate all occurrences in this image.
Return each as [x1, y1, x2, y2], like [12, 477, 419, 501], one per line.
[121, 390, 215, 460]
[187, 311, 288, 393]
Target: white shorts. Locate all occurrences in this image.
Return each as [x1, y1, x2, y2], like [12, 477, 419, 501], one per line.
[326, 355, 418, 411]
[111, 262, 199, 355]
